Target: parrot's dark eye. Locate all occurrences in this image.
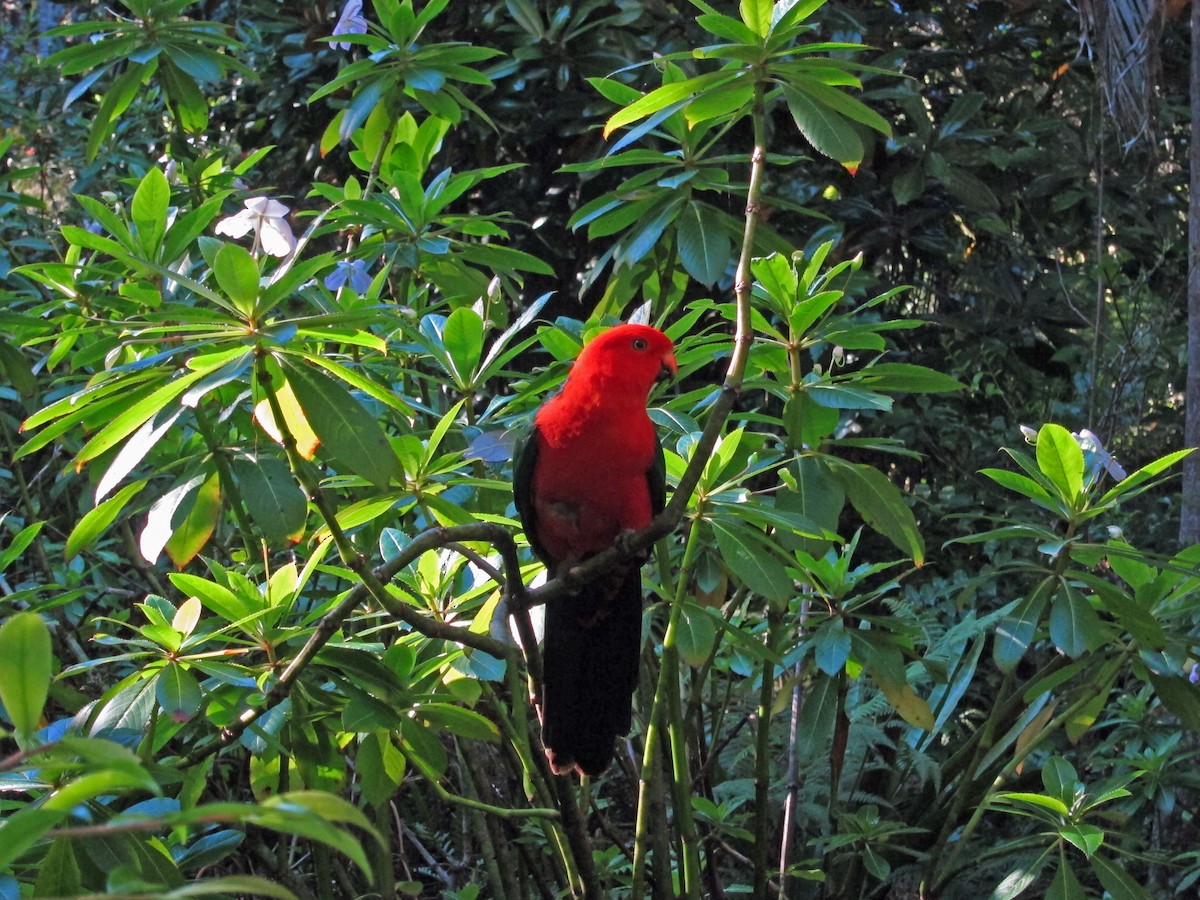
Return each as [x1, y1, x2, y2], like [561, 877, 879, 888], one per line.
[632, 338, 648, 350]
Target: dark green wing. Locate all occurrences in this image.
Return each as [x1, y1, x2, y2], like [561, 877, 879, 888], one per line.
[512, 423, 549, 565]
[649, 434, 667, 516]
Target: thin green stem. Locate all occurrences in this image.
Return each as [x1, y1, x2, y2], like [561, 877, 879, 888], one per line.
[754, 606, 781, 898]
[632, 517, 704, 900]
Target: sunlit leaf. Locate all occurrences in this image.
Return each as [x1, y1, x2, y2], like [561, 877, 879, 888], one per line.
[1035, 423, 1084, 507]
[0, 612, 52, 744]
[164, 471, 223, 568]
[66, 480, 148, 560]
[255, 377, 320, 459]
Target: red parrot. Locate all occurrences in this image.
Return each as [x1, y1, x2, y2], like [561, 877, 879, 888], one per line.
[513, 323, 677, 777]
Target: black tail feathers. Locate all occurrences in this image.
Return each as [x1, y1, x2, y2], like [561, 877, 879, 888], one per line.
[539, 567, 642, 777]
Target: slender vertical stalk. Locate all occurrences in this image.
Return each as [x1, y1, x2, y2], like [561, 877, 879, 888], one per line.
[777, 596, 810, 897]
[1088, 126, 1106, 431]
[666, 631, 702, 897]
[1182, 0, 1200, 545]
[753, 606, 781, 898]
[371, 803, 396, 900]
[459, 744, 516, 900]
[631, 518, 704, 900]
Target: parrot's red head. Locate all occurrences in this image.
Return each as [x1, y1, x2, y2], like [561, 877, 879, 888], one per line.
[567, 324, 677, 401]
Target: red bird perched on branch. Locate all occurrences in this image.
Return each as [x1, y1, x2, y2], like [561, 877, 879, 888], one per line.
[513, 324, 677, 777]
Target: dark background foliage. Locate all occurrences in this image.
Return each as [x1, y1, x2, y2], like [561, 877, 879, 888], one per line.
[1, 1, 1197, 898]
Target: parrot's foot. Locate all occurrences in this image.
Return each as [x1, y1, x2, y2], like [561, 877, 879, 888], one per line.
[614, 528, 649, 563]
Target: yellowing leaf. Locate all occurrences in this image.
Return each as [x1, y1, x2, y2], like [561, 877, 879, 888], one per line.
[255, 378, 319, 459]
[876, 678, 934, 730]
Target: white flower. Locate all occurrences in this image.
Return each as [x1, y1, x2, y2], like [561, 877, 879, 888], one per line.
[215, 197, 296, 258]
[332, 0, 367, 50]
[1072, 428, 1128, 482]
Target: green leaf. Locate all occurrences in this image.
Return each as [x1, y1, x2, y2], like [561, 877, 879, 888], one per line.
[162, 875, 299, 899]
[233, 456, 307, 546]
[682, 79, 754, 128]
[75, 366, 214, 466]
[156, 662, 203, 724]
[253, 793, 377, 878]
[1089, 854, 1151, 900]
[776, 457, 844, 556]
[1035, 424, 1084, 507]
[1048, 581, 1101, 659]
[33, 839, 83, 898]
[994, 791, 1071, 816]
[676, 602, 718, 667]
[739, 0, 773, 36]
[0, 808, 67, 867]
[357, 732, 407, 808]
[857, 363, 963, 394]
[65, 480, 148, 560]
[213, 242, 261, 314]
[891, 165, 925, 205]
[980, 468, 1060, 512]
[813, 618, 851, 675]
[88, 60, 154, 162]
[441, 306, 485, 389]
[164, 469, 223, 568]
[993, 580, 1052, 672]
[711, 518, 794, 607]
[159, 56, 211, 134]
[676, 199, 731, 287]
[788, 290, 843, 339]
[0, 521, 44, 575]
[1042, 756, 1078, 807]
[1047, 859, 1086, 900]
[796, 673, 838, 758]
[782, 73, 891, 138]
[417, 703, 501, 742]
[1146, 671, 1200, 733]
[620, 196, 683, 265]
[283, 360, 403, 490]
[0, 338, 38, 400]
[782, 85, 863, 168]
[131, 165, 171, 257]
[401, 717, 449, 778]
[1095, 587, 1165, 648]
[96, 407, 184, 503]
[1097, 447, 1193, 506]
[343, 692, 404, 733]
[1060, 824, 1103, 858]
[831, 461, 924, 564]
[505, 0, 543, 37]
[0, 612, 52, 744]
[806, 383, 893, 411]
[603, 71, 734, 138]
[170, 573, 252, 623]
[696, 13, 760, 45]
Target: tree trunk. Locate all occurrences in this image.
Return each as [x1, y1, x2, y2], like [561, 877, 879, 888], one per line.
[1182, 0, 1200, 546]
